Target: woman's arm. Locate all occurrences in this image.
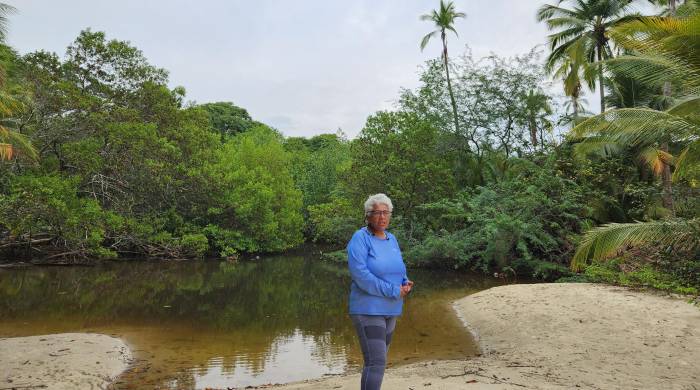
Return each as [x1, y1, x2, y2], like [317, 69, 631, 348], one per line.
[347, 234, 401, 299]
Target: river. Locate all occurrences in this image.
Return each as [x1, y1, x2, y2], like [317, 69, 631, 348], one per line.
[0, 252, 502, 389]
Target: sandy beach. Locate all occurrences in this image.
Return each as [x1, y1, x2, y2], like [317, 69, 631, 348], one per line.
[264, 283, 700, 390]
[1, 283, 698, 389]
[0, 333, 132, 390]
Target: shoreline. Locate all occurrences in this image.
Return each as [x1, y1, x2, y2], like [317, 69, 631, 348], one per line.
[0, 333, 132, 390]
[262, 283, 700, 390]
[1, 283, 698, 389]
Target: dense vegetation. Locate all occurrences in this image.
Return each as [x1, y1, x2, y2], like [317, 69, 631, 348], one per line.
[0, 1, 697, 293]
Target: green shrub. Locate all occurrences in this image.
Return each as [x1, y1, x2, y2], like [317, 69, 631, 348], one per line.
[179, 233, 209, 258]
[583, 259, 698, 295]
[0, 174, 117, 259]
[307, 196, 360, 245]
[402, 162, 589, 279]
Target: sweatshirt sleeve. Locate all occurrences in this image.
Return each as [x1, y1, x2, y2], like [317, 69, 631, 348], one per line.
[347, 232, 401, 299]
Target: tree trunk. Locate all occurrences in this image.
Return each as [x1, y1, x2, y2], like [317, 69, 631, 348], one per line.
[571, 82, 580, 128]
[597, 44, 605, 113]
[529, 118, 538, 148]
[660, 142, 674, 212]
[660, 1, 676, 213]
[442, 32, 461, 138]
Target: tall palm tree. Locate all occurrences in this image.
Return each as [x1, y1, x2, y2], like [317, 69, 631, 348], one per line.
[570, 7, 700, 270]
[549, 39, 597, 124]
[537, 0, 638, 113]
[420, 0, 465, 136]
[523, 89, 554, 148]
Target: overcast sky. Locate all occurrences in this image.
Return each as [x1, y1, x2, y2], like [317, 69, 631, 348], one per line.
[4, 1, 656, 138]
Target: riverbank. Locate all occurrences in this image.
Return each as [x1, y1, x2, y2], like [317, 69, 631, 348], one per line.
[1, 283, 698, 389]
[262, 283, 700, 390]
[0, 333, 132, 390]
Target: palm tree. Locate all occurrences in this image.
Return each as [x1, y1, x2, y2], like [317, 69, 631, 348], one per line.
[570, 7, 700, 270]
[548, 39, 597, 124]
[0, 95, 34, 161]
[537, 0, 638, 113]
[523, 89, 554, 148]
[0, 2, 35, 162]
[420, 0, 465, 136]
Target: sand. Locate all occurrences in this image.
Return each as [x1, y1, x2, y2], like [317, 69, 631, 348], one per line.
[0, 333, 132, 390]
[263, 283, 700, 390]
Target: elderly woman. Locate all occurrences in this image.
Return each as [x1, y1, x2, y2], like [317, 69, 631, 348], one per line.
[347, 193, 413, 390]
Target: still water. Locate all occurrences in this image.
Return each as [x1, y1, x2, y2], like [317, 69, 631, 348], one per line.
[0, 253, 502, 389]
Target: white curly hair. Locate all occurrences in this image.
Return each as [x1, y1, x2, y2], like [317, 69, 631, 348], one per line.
[364, 193, 393, 216]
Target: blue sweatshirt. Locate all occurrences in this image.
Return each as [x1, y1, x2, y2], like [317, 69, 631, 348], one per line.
[347, 227, 408, 316]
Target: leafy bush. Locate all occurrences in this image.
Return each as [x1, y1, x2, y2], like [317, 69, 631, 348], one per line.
[583, 259, 699, 295]
[179, 233, 209, 258]
[210, 126, 305, 252]
[307, 196, 360, 244]
[0, 174, 117, 259]
[402, 162, 590, 279]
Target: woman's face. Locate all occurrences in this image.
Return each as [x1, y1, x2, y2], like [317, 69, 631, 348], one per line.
[367, 203, 391, 231]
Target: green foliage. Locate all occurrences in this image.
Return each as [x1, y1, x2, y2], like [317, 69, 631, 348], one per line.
[0, 174, 117, 259]
[210, 126, 304, 252]
[0, 30, 309, 261]
[400, 48, 558, 185]
[179, 234, 209, 259]
[401, 162, 589, 279]
[284, 133, 351, 210]
[198, 101, 258, 140]
[583, 258, 699, 295]
[419, 0, 466, 135]
[348, 111, 455, 222]
[537, 0, 638, 111]
[307, 196, 359, 244]
[0, 5, 696, 309]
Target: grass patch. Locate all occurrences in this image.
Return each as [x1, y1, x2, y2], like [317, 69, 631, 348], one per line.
[571, 258, 699, 296]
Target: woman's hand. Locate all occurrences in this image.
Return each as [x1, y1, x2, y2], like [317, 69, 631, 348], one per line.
[400, 280, 414, 298]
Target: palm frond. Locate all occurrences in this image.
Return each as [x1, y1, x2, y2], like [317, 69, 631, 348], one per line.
[536, 4, 579, 22]
[571, 218, 700, 271]
[420, 1, 464, 49]
[572, 136, 622, 159]
[0, 3, 17, 42]
[419, 12, 438, 22]
[611, 13, 700, 54]
[571, 108, 699, 146]
[609, 13, 700, 88]
[667, 96, 700, 119]
[605, 53, 698, 91]
[0, 124, 37, 161]
[638, 145, 675, 175]
[672, 140, 700, 181]
[420, 30, 439, 50]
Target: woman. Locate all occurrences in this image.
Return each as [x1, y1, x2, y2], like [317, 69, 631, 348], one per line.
[347, 193, 413, 390]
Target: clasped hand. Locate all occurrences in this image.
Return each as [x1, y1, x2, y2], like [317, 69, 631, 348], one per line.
[400, 280, 414, 298]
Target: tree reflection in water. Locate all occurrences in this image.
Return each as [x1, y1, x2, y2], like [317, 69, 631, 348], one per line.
[0, 254, 501, 388]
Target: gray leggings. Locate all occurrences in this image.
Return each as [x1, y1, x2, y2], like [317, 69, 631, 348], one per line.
[350, 314, 398, 390]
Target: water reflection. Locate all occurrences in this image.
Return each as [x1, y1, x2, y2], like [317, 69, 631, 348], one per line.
[0, 254, 501, 388]
[193, 329, 348, 388]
